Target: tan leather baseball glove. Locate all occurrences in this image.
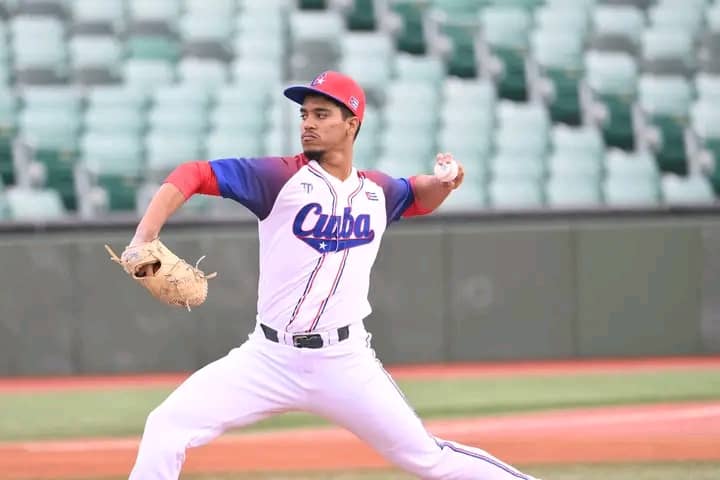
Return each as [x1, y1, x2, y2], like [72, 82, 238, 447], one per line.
[104, 239, 217, 311]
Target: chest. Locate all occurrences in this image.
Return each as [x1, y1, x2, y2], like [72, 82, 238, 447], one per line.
[272, 168, 387, 254]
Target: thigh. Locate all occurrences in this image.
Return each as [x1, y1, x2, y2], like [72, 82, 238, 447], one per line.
[150, 339, 302, 447]
[309, 348, 437, 458]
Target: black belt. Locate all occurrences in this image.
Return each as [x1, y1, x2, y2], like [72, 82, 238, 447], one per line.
[261, 323, 350, 349]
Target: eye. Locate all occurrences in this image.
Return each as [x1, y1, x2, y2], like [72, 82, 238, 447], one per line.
[318, 112, 327, 119]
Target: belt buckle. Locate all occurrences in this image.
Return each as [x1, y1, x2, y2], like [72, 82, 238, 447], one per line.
[292, 334, 323, 349]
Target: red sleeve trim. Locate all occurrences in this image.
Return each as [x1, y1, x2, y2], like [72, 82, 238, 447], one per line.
[402, 175, 432, 218]
[164, 161, 221, 199]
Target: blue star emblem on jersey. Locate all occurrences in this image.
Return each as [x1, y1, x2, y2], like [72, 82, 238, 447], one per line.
[293, 203, 375, 253]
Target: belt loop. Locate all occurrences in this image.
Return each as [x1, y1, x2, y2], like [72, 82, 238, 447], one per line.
[261, 324, 278, 342]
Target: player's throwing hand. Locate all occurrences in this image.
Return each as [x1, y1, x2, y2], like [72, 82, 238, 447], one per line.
[434, 152, 465, 191]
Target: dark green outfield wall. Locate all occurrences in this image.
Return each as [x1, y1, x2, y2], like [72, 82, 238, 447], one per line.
[0, 209, 717, 375]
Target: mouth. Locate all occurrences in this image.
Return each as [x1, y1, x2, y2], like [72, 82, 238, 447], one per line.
[302, 133, 319, 142]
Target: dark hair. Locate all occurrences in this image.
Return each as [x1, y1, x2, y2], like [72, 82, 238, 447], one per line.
[307, 93, 361, 140]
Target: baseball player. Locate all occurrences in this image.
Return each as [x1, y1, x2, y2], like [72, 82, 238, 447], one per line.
[125, 71, 538, 479]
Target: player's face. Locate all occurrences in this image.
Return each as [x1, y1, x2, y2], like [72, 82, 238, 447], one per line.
[300, 95, 354, 160]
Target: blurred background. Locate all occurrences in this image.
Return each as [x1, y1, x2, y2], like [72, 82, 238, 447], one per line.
[0, 0, 720, 377]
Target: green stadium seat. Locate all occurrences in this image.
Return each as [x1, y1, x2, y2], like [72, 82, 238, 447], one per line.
[232, 59, 283, 85]
[534, 5, 589, 38]
[395, 53, 445, 85]
[126, 35, 181, 62]
[289, 11, 344, 63]
[547, 151, 603, 180]
[6, 186, 66, 220]
[86, 85, 149, 110]
[438, 127, 493, 166]
[661, 173, 715, 205]
[345, 0, 376, 31]
[0, 87, 16, 183]
[590, 5, 645, 54]
[234, 35, 285, 62]
[177, 58, 229, 89]
[148, 106, 208, 136]
[391, 1, 426, 55]
[205, 131, 264, 160]
[691, 100, 720, 193]
[69, 35, 123, 83]
[71, 0, 126, 32]
[123, 59, 175, 90]
[128, 0, 180, 25]
[495, 125, 548, 157]
[80, 133, 144, 175]
[235, 7, 285, 36]
[341, 32, 394, 62]
[603, 177, 661, 206]
[710, 3, 720, 32]
[585, 51, 638, 150]
[215, 83, 272, 110]
[695, 74, 720, 103]
[210, 107, 266, 136]
[551, 125, 605, 159]
[436, 182, 487, 212]
[353, 135, 379, 170]
[339, 57, 393, 104]
[545, 175, 602, 207]
[69, 35, 124, 68]
[481, 6, 532, 99]
[380, 126, 435, 159]
[80, 132, 144, 211]
[374, 155, 428, 178]
[489, 153, 544, 181]
[648, 2, 704, 36]
[179, 13, 234, 43]
[146, 133, 203, 178]
[431, 0, 484, 21]
[184, 0, 237, 17]
[21, 85, 83, 113]
[496, 101, 550, 134]
[84, 106, 145, 135]
[605, 149, 660, 178]
[531, 30, 584, 125]
[641, 28, 695, 76]
[638, 75, 692, 175]
[488, 178, 543, 208]
[152, 83, 212, 110]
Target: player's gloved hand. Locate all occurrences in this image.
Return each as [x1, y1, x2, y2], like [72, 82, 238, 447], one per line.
[435, 152, 465, 191]
[105, 238, 218, 311]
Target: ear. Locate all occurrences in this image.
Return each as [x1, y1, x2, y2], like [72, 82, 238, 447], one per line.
[347, 116, 360, 137]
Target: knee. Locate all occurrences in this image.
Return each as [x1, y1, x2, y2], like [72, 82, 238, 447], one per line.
[141, 403, 184, 445]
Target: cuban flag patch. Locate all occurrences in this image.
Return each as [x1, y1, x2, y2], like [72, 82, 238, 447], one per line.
[348, 96, 359, 111]
[365, 191, 378, 201]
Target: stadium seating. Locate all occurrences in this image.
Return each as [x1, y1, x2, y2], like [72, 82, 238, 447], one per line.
[0, 0, 718, 221]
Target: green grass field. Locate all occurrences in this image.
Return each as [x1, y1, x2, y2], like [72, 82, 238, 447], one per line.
[56, 462, 720, 480]
[2, 368, 720, 441]
[181, 462, 720, 480]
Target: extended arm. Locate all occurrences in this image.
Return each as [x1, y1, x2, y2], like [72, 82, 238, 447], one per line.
[130, 161, 220, 245]
[408, 154, 465, 215]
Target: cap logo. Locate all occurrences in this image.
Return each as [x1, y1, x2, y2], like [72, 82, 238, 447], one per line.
[348, 96, 359, 111]
[311, 72, 327, 86]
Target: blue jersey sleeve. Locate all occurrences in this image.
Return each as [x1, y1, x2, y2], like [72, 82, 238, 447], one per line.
[210, 156, 303, 220]
[362, 170, 415, 224]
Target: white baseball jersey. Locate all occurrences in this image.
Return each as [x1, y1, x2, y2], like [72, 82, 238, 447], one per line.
[209, 153, 417, 334]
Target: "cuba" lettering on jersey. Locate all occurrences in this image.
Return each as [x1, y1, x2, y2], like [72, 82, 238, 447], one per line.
[293, 203, 375, 253]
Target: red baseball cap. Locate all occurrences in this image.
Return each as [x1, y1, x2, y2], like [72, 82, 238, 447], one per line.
[284, 71, 366, 123]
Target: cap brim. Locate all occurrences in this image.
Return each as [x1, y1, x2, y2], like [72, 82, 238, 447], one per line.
[283, 85, 348, 111]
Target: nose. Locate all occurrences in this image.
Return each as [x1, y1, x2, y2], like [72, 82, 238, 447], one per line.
[302, 117, 316, 131]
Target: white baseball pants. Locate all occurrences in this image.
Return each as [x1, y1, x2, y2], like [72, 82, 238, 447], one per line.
[129, 324, 536, 480]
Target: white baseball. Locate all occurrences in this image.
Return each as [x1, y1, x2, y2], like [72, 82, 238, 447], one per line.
[434, 159, 459, 182]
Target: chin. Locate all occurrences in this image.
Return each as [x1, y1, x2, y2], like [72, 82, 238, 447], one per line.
[303, 150, 325, 161]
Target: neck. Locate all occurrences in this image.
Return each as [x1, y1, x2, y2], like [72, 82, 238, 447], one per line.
[317, 147, 353, 181]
